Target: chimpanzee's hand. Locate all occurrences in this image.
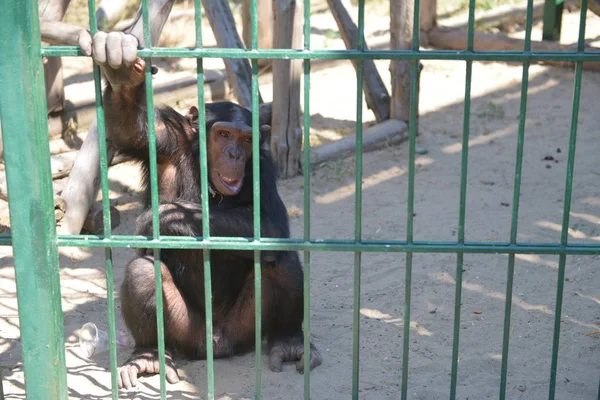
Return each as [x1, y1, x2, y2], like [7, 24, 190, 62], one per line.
[91, 31, 145, 90]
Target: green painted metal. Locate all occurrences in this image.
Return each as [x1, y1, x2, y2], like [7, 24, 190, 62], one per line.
[140, 0, 168, 397]
[499, 0, 535, 398]
[542, 0, 564, 41]
[0, 1, 68, 399]
[52, 235, 600, 254]
[2, 0, 597, 398]
[400, 0, 422, 397]
[302, 0, 313, 394]
[194, 0, 215, 398]
[249, 0, 263, 395]
[351, 0, 365, 398]
[86, 1, 120, 396]
[42, 46, 600, 63]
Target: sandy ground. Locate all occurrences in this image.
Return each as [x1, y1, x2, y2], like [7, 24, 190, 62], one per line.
[0, 2, 599, 400]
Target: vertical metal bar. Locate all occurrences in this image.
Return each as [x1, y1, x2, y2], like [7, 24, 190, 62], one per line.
[0, 1, 68, 398]
[141, 0, 167, 397]
[250, 0, 262, 396]
[87, 1, 119, 397]
[549, 4, 586, 399]
[499, 1, 534, 398]
[450, 1, 475, 398]
[542, 0, 564, 41]
[302, 0, 312, 395]
[194, 0, 215, 398]
[351, 0, 365, 398]
[401, 0, 420, 398]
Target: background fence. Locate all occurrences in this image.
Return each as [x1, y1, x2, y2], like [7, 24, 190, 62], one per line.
[0, 0, 599, 399]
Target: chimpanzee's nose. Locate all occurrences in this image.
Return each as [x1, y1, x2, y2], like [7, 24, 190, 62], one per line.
[227, 147, 242, 161]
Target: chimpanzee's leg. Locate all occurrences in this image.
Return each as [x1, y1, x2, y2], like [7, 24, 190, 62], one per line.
[119, 255, 209, 389]
[214, 252, 322, 373]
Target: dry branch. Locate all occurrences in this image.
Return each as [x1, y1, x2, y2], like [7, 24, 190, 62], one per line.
[583, 0, 600, 16]
[428, 27, 600, 71]
[326, 0, 390, 122]
[310, 120, 408, 166]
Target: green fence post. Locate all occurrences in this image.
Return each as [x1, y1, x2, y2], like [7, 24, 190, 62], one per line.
[542, 0, 564, 41]
[0, 1, 68, 399]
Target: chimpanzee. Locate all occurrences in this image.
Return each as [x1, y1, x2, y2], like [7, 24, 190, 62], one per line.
[90, 31, 322, 389]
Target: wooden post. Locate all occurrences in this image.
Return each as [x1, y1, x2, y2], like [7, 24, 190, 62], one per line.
[272, 0, 303, 179]
[242, 0, 273, 67]
[203, 0, 263, 108]
[326, 0, 390, 122]
[390, 0, 416, 125]
[58, 0, 176, 235]
[420, 0, 436, 32]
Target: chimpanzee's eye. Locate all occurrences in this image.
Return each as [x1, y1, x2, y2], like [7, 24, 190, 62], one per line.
[244, 137, 252, 143]
[219, 131, 230, 138]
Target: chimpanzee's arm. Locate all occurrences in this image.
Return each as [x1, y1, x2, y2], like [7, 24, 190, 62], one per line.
[104, 83, 194, 159]
[136, 203, 287, 240]
[91, 31, 194, 159]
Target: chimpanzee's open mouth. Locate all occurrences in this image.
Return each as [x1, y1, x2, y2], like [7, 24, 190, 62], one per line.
[218, 173, 243, 194]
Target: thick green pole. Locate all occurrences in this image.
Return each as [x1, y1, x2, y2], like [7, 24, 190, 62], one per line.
[542, 0, 564, 41]
[0, 1, 68, 399]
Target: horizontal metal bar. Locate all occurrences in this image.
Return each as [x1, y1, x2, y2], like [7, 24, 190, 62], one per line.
[51, 236, 600, 254]
[41, 46, 600, 62]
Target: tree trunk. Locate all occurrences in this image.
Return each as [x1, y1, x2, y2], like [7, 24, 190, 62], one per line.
[390, 0, 416, 125]
[272, 0, 303, 179]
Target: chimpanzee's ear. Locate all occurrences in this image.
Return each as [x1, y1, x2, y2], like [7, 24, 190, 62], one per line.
[259, 125, 271, 146]
[185, 106, 199, 125]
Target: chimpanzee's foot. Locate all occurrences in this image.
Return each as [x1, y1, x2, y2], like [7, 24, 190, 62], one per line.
[268, 335, 322, 374]
[118, 348, 180, 389]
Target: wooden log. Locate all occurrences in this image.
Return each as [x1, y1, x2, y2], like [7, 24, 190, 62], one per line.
[390, 0, 417, 125]
[272, 0, 303, 179]
[96, 0, 129, 30]
[58, 0, 176, 236]
[428, 27, 600, 71]
[310, 120, 408, 166]
[420, 0, 437, 32]
[326, 0, 391, 122]
[203, 0, 262, 108]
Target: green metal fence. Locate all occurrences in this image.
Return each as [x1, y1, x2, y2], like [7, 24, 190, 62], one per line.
[0, 0, 599, 399]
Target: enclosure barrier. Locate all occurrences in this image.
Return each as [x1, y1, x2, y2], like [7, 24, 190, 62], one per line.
[0, 0, 598, 399]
